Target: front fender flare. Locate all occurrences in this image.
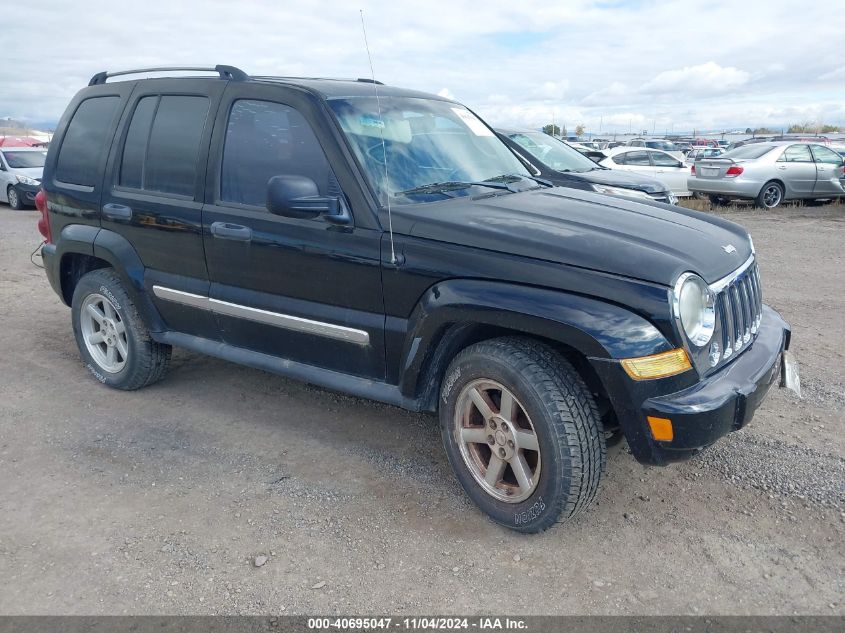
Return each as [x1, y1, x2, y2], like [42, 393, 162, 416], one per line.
[398, 278, 673, 402]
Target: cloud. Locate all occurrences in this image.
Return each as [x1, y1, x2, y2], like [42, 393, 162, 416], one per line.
[0, 1, 842, 133]
[640, 62, 751, 95]
[819, 66, 845, 81]
[437, 88, 455, 100]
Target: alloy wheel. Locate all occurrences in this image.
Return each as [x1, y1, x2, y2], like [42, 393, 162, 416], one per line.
[80, 293, 128, 373]
[454, 379, 542, 503]
[762, 184, 782, 208]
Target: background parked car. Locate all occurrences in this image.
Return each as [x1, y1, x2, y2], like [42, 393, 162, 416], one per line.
[625, 138, 684, 161]
[599, 147, 692, 197]
[0, 147, 46, 209]
[497, 129, 677, 204]
[685, 146, 724, 165]
[688, 142, 845, 208]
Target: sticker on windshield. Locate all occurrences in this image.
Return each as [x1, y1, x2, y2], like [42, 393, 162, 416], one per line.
[451, 108, 494, 137]
[360, 115, 385, 129]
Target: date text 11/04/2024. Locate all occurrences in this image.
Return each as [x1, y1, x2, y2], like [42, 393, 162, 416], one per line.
[306, 617, 528, 630]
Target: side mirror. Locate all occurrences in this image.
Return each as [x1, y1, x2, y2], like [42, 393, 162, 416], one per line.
[266, 175, 349, 224]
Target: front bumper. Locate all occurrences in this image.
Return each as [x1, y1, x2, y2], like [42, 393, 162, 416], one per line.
[687, 175, 762, 198]
[12, 182, 39, 206]
[591, 305, 791, 465]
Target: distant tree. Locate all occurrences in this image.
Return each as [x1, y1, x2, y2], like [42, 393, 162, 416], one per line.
[575, 124, 585, 138]
[745, 128, 753, 134]
[753, 127, 775, 135]
[542, 124, 561, 136]
[821, 124, 842, 133]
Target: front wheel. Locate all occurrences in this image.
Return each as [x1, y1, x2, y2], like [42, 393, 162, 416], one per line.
[439, 337, 606, 533]
[755, 181, 784, 209]
[7, 186, 23, 210]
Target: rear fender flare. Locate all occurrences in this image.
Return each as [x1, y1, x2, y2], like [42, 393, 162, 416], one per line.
[55, 226, 165, 332]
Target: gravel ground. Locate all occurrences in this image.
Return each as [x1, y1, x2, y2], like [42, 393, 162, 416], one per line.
[0, 202, 842, 615]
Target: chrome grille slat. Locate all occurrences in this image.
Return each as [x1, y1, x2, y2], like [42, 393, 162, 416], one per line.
[730, 284, 743, 350]
[711, 260, 763, 367]
[720, 290, 733, 358]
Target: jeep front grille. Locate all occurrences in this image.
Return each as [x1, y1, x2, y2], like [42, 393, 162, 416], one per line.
[712, 258, 762, 362]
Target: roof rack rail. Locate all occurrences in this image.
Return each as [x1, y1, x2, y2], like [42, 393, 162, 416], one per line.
[88, 65, 248, 86]
[356, 78, 384, 85]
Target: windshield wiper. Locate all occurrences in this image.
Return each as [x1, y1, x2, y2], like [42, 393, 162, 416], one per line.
[485, 173, 553, 188]
[395, 180, 514, 196]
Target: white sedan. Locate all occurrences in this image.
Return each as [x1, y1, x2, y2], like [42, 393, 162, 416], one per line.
[599, 147, 692, 197]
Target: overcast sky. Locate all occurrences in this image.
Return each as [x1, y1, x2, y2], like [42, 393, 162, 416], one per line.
[4, 0, 844, 133]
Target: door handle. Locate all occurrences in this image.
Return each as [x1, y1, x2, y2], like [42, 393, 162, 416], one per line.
[102, 203, 132, 220]
[777, 165, 787, 170]
[210, 221, 252, 241]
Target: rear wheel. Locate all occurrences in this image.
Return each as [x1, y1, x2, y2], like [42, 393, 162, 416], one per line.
[7, 186, 22, 210]
[755, 181, 784, 209]
[439, 337, 605, 533]
[71, 269, 171, 390]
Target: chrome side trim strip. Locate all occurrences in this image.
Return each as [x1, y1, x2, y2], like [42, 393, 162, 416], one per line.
[709, 254, 755, 293]
[152, 286, 208, 309]
[151, 285, 370, 346]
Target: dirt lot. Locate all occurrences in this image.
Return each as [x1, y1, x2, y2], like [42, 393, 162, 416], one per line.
[0, 202, 842, 615]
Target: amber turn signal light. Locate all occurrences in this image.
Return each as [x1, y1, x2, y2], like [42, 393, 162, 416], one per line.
[647, 416, 674, 441]
[620, 348, 691, 380]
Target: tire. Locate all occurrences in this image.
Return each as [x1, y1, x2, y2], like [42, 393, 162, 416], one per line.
[7, 186, 23, 210]
[71, 268, 171, 390]
[439, 337, 605, 533]
[755, 181, 784, 209]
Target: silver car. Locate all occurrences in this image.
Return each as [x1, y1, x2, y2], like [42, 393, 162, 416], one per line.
[688, 141, 845, 208]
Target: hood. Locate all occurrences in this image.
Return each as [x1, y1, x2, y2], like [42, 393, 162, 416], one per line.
[394, 187, 752, 286]
[562, 167, 668, 194]
[10, 166, 43, 180]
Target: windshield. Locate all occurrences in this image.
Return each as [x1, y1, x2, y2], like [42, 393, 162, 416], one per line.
[645, 140, 678, 151]
[723, 145, 777, 160]
[2, 150, 46, 169]
[327, 96, 531, 205]
[507, 131, 599, 173]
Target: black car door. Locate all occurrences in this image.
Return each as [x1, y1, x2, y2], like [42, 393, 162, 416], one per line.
[101, 79, 226, 338]
[200, 82, 386, 379]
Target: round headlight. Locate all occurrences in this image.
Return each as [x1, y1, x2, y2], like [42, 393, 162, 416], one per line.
[673, 273, 716, 347]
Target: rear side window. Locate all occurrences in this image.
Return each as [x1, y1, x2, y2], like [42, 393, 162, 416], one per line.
[118, 95, 209, 196]
[56, 96, 121, 186]
[220, 99, 334, 207]
[780, 145, 813, 163]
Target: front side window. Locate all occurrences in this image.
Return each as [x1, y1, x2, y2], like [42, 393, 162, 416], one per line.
[780, 145, 813, 163]
[118, 95, 209, 196]
[810, 145, 843, 164]
[2, 150, 47, 169]
[221, 100, 334, 207]
[327, 96, 531, 205]
[56, 96, 121, 186]
[508, 132, 599, 173]
[650, 151, 680, 167]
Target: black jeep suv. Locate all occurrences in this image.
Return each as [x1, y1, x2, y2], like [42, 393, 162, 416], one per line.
[37, 65, 795, 532]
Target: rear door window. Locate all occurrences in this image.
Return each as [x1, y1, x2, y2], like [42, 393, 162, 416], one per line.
[56, 96, 121, 186]
[118, 95, 210, 196]
[621, 151, 651, 166]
